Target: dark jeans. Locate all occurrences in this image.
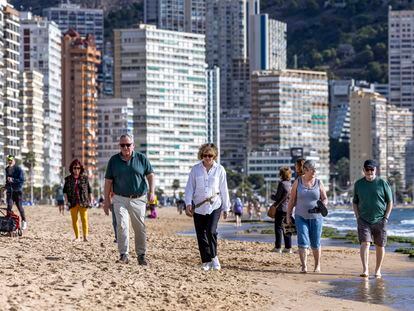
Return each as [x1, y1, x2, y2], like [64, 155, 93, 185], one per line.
[193, 208, 221, 263]
[6, 190, 26, 221]
[274, 209, 292, 249]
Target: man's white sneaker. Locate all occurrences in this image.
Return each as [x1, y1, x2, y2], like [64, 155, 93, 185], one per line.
[21, 221, 27, 230]
[201, 262, 211, 271]
[211, 256, 221, 271]
[271, 247, 282, 253]
[283, 248, 293, 254]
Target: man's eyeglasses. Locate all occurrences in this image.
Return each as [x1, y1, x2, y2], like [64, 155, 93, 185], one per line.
[73, 167, 81, 170]
[120, 143, 132, 148]
[203, 154, 214, 158]
[364, 167, 375, 172]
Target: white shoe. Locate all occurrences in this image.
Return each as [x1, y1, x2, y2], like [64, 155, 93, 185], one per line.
[283, 248, 293, 254]
[201, 262, 211, 271]
[21, 221, 27, 230]
[271, 247, 282, 253]
[211, 256, 221, 271]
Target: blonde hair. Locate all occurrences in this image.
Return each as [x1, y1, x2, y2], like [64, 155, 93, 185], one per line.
[197, 143, 218, 160]
[279, 166, 292, 181]
[295, 158, 305, 176]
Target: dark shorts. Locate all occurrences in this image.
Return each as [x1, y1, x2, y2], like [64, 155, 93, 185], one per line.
[234, 212, 242, 217]
[357, 217, 387, 247]
[57, 199, 64, 206]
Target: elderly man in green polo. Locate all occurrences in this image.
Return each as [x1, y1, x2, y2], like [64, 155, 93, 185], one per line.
[104, 134, 155, 265]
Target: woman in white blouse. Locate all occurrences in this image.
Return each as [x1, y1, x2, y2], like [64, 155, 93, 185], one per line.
[184, 143, 230, 271]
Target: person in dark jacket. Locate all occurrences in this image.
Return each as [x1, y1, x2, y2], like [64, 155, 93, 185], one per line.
[271, 167, 292, 253]
[5, 155, 27, 230]
[63, 159, 92, 242]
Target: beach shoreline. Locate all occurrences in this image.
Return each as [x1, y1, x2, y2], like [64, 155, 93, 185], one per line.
[0, 205, 412, 310]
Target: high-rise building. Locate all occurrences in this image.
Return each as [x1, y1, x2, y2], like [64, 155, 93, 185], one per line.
[114, 24, 207, 194]
[144, 0, 206, 34]
[43, 3, 104, 51]
[20, 12, 63, 186]
[249, 14, 287, 72]
[388, 9, 414, 108]
[62, 29, 101, 178]
[2, 3, 21, 159]
[387, 105, 413, 188]
[20, 70, 44, 187]
[97, 98, 134, 171]
[0, 1, 6, 182]
[250, 69, 330, 186]
[206, 67, 220, 158]
[350, 90, 388, 182]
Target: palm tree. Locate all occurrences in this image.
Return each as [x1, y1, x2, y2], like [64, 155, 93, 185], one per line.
[22, 151, 36, 204]
[172, 179, 180, 200]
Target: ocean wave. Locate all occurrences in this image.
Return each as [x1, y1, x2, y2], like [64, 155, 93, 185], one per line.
[329, 210, 355, 215]
[324, 217, 348, 222]
[401, 219, 414, 225]
[387, 229, 414, 237]
[324, 224, 356, 231]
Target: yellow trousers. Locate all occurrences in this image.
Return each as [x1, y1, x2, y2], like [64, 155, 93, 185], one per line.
[70, 205, 89, 239]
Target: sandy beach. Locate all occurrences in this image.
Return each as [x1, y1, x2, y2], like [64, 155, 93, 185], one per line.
[0, 205, 412, 310]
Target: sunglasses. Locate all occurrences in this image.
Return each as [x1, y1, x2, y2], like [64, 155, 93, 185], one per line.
[120, 143, 132, 148]
[364, 167, 375, 172]
[73, 167, 81, 170]
[203, 154, 214, 158]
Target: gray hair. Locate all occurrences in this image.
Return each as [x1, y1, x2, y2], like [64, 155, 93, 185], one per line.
[303, 160, 316, 170]
[119, 133, 134, 142]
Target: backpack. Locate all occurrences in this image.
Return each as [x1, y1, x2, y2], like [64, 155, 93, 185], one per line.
[233, 200, 243, 214]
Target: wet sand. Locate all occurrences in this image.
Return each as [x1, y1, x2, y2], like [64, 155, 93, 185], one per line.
[0, 206, 412, 310]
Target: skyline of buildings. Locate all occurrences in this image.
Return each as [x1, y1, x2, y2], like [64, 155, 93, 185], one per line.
[0, 1, 413, 197]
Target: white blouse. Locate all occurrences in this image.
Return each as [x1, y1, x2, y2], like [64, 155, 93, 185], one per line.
[184, 161, 230, 215]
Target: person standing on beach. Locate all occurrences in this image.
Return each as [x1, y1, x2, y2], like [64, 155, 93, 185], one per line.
[184, 143, 230, 271]
[55, 184, 65, 215]
[103, 134, 155, 266]
[287, 160, 328, 273]
[63, 159, 92, 242]
[353, 159, 393, 278]
[5, 155, 27, 230]
[271, 166, 292, 254]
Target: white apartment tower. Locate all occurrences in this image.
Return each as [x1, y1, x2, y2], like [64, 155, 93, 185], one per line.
[97, 98, 134, 171]
[43, 3, 104, 51]
[388, 9, 414, 109]
[20, 70, 44, 187]
[20, 12, 63, 186]
[249, 14, 287, 72]
[0, 1, 5, 181]
[250, 69, 330, 187]
[350, 90, 388, 182]
[2, 3, 20, 159]
[144, 0, 206, 34]
[206, 67, 220, 156]
[114, 24, 207, 194]
[387, 105, 413, 188]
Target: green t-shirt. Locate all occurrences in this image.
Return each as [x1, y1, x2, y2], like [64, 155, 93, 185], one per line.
[105, 151, 154, 196]
[353, 177, 392, 224]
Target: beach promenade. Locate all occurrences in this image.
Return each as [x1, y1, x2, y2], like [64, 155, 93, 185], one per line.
[0, 206, 411, 310]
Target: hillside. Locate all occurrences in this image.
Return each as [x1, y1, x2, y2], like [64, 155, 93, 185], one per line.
[10, 0, 414, 82]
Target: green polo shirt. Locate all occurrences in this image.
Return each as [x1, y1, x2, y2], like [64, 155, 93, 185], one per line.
[353, 177, 392, 224]
[105, 151, 154, 197]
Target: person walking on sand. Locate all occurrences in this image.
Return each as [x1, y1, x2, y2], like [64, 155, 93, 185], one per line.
[271, 166, 292, 254]
[103, 134, 155, 266]
[63, 159, 93, 242]
[286, 160, 328, 273]
[233, 196, 243, 227]
[184, 143, 230, 271]
[55, 184, 65, 215]
[5, 155, 27, 230]
[353, 159, 393, 278]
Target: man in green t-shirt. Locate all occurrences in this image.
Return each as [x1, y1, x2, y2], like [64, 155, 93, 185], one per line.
[353, 159, 393, 278]
[104, 134, 155, 266]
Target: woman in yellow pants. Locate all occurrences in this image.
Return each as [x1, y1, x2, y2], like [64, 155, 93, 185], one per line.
[63, 159, 92, 241]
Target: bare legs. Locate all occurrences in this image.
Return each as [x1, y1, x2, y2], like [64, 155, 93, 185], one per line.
[312, 248, 321, 272]
[299, 247, 321, 273]
[375, 245, 385, 278]
[299, 248, 307, 273]
[360, 242, 370, 277]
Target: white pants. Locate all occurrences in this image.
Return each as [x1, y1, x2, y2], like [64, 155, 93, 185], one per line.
[113, 195, 147, 256]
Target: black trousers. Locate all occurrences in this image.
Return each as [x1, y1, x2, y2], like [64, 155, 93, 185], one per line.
[6, 190, 26, 221]
[274, 209, 292, 249]
[193, 208, 221, 263]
